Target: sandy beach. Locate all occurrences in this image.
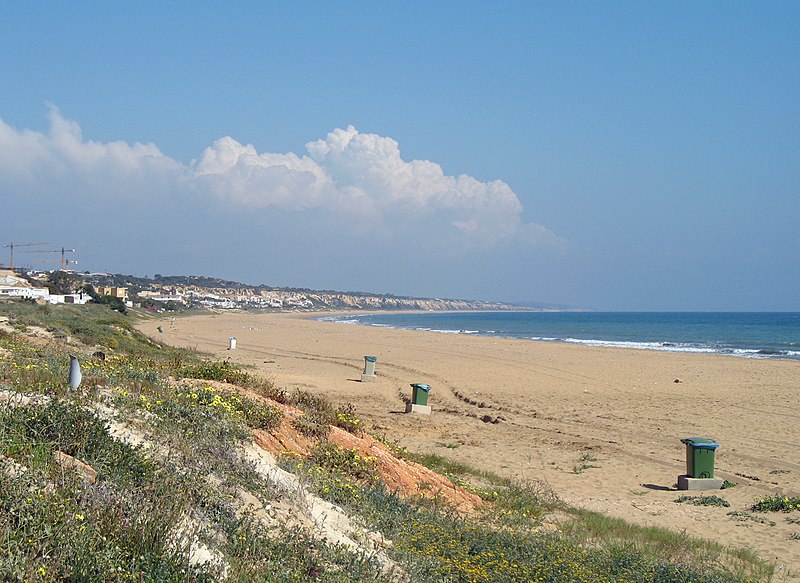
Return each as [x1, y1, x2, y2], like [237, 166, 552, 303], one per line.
[139, 311, 800, 575]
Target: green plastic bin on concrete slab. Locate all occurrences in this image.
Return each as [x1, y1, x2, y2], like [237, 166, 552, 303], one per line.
[410, 383, 431, 406]
[681, 437, 719, 478]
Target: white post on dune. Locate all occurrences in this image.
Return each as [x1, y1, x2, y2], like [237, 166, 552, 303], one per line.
[68, 355, 82, 390]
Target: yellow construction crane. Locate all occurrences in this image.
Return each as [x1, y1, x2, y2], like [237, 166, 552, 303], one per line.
[33, 258, 79, 268]
[2, 242, 49, 270]
[19, 247, 76, 270]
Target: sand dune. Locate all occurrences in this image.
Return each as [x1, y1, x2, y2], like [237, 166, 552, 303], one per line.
[139, 311, 800, 576]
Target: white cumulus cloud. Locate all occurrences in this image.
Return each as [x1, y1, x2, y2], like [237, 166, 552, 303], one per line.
[0, 106, 179, 194]
[1, 109, 558, 244]
[194, 136, 335, 211]
[194, 124, 549, 239]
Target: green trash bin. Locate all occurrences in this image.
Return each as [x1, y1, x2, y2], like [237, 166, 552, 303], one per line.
[410, 383, 431, 406]
[681, 437, 719, 478]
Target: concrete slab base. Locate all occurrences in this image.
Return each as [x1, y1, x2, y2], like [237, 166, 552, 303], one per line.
[677, 475, 724, 491]
[405, 403, 431, 415]
[360, 374, 376, 382]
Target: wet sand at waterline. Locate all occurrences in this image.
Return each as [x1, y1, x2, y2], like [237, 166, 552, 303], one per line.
[138, 311, 800, 575]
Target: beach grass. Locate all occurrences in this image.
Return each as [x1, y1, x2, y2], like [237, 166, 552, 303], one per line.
[571, 452, 601, 474]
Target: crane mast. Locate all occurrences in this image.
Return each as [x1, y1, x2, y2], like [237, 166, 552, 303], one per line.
[3, 242, 49, 270]
[18, 247, 77, 270]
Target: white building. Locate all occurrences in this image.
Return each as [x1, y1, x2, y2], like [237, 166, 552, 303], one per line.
[47, 292, 90, 305]
[0, 270, 50, 300]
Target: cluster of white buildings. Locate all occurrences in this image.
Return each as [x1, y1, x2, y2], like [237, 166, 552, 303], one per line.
[0, 269, 317, 311]
[0, 270, 89, 305]
[137, 287, 314, 310]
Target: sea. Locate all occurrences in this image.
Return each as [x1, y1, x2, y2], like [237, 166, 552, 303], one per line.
[318, 311, 800, 361]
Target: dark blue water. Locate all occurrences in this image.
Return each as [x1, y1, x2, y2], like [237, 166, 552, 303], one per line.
[319, 312, 800, 360]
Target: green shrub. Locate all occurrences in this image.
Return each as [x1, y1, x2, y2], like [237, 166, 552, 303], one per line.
[0, 398, 203, 581]
[279, 452, 364, 505]
[751, 494, 800, 512]
[727, 511, 775, 526]
[243, 375, 288, 404]
[147, 384, 281, 442]
[179, 359, 249, 384]
[292, 414, 330, 440]
[333, 403, 363, 434]
[290, 391, 335, 438]
[95, 295, 127, 314]
[224, 519, 383, 581]
[310, 442, 377, 482]
[0, 399, 152, 486]
[572, 452, 601, 474]
[371, 433, 410, 460]
[0, 471, 204, 581]
[674, 495, 730, 508]
[354, 485, 743, 583]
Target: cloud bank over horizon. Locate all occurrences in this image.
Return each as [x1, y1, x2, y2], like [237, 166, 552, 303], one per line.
[0, 107, 565, 300]
[1, 108, 558, 245]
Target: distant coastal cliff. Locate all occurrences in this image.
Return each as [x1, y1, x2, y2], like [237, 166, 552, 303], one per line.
[77, 272, 528, 312]
[302, 292, 521, 311]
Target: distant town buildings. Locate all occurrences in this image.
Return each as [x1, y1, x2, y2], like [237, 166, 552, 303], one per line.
[2, 269, 518, 312]
[95, 286, 129, 300]
[140, 287, 314, 310]
[0, 270, 88, 304]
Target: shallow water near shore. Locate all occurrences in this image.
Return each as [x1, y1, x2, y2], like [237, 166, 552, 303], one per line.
[320, 311, 800, 360]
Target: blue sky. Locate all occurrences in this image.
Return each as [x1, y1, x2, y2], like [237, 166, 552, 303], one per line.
[1, 2, 798, 310]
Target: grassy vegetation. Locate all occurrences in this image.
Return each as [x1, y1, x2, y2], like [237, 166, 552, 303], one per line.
[674, 495, 731, 508]
[0, 301, 379, 581]
[283, 453, 767, 583]
[572, 452, 600, 475]
[0, 299, 778, 581]
[751, 495, 800, 513]
[727, 511, 776, 527]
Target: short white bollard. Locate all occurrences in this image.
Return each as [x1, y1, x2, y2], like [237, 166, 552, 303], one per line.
[68, 355, 82, 390]
[228, 337, 237, 350]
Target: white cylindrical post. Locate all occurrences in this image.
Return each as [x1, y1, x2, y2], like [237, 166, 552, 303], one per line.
[228, 337, 237, 350]
[68, 355, 82, 390]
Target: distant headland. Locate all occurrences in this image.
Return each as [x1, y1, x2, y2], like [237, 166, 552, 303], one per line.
[5, 269, 564, 312]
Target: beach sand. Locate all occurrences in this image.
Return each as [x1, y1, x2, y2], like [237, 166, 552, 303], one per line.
[139, 311, 800, 575]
